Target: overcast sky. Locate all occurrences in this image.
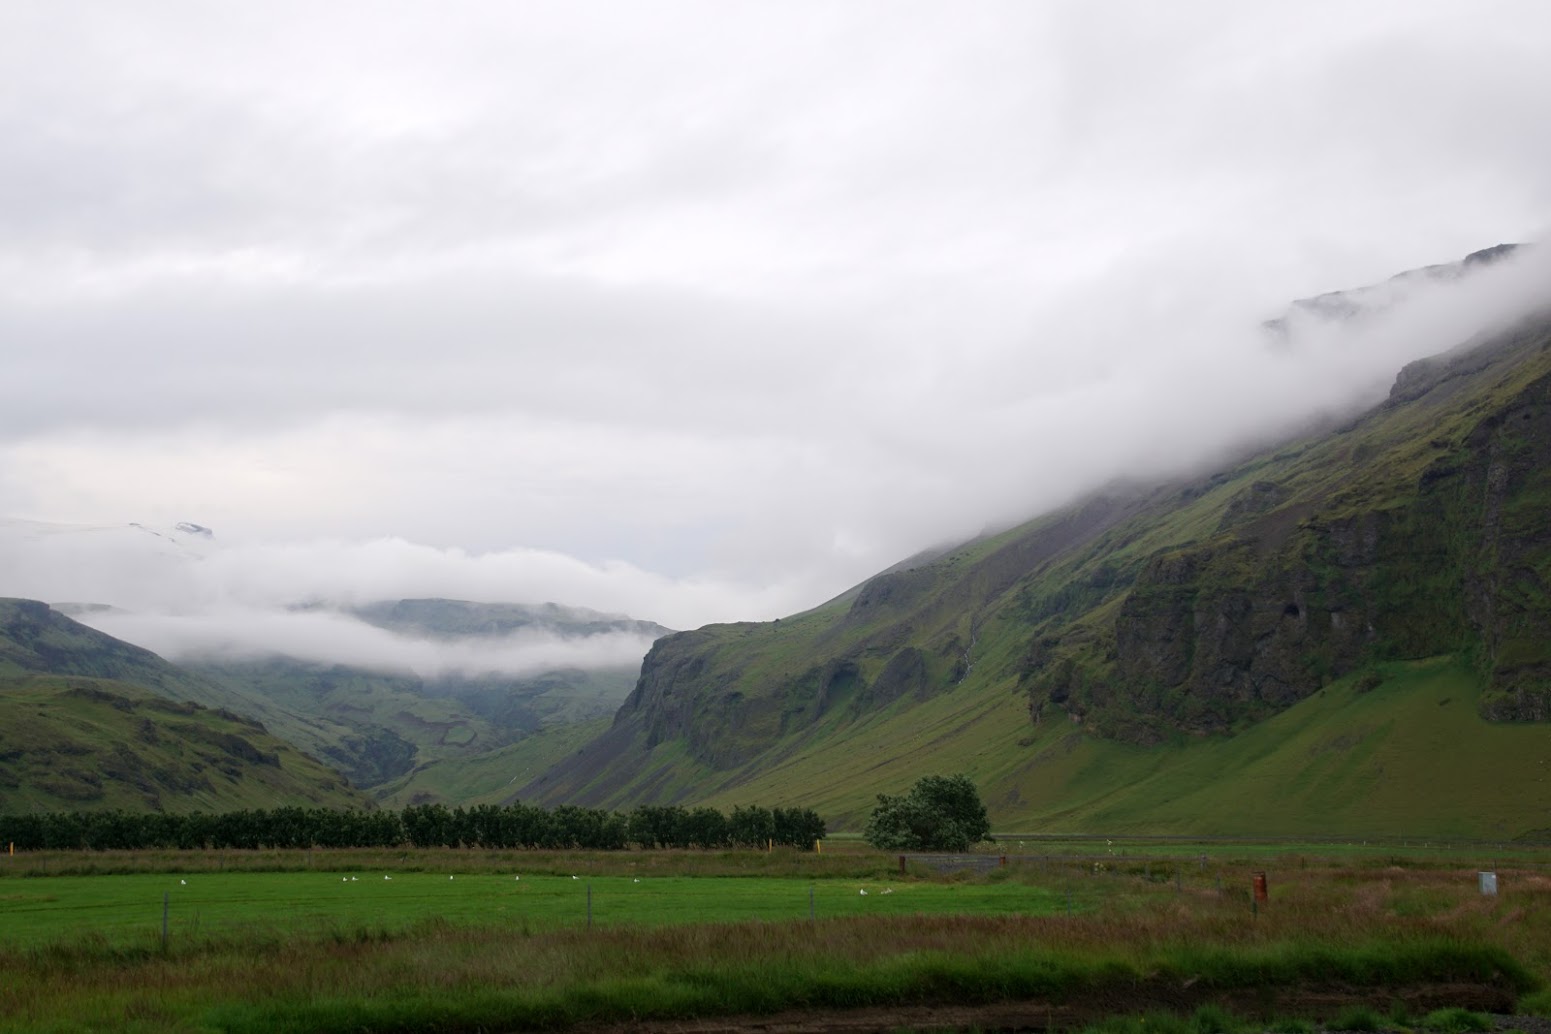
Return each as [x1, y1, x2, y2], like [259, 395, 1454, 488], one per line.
[4, 1, 1551, 661]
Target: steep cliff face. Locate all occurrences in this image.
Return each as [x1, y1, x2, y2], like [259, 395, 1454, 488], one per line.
[1458, 369, 1551, 721]
[1102, 506, 1414, 735]
[1029, 314, 1551, 738]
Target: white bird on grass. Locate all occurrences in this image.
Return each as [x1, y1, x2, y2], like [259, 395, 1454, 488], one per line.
[384, 875, 392, 881]
[449, 875, 454, 880]
[859, 888, 867, 895]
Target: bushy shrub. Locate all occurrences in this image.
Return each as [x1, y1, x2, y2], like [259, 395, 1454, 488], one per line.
[863, 773, 990, 851]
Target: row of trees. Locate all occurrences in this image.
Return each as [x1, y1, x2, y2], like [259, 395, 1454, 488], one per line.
[0, 802, 826, 853]
[0, 774, 990, 853]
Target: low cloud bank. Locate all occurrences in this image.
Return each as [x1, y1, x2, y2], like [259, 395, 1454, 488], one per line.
[78, 606, 659, 677]
[0, 520, 801, 631]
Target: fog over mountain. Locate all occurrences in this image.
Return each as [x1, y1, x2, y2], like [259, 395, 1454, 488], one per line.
[4, 2, 1551, 649]
[0, 520, 671, 674]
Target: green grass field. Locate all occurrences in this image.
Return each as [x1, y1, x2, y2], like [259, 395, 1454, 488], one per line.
[2, 844, 1548, 1033]
[0, 870, 1065, 949]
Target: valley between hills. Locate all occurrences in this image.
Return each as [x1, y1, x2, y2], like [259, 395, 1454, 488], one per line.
[4, 248, 1551, 838]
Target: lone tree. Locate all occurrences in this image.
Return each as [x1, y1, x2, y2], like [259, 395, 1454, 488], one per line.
[863, 773, 991, 852]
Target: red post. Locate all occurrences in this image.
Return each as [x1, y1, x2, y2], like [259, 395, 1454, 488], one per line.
[1252, 871, 1268, 903]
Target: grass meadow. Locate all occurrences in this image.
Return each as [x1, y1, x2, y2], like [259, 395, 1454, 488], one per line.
[1, 841, 1548, 1033]
[0, 870, 1066, 948]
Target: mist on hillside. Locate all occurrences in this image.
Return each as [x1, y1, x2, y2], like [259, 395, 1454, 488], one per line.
[4, 242, 1548, 674]
[5, 4, 1551, 666]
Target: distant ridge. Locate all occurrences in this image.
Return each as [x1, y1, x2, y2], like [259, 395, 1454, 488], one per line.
[1262, 242, 1527, 338]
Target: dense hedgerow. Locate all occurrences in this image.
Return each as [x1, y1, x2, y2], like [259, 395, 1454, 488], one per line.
[0, 801, 825, 852]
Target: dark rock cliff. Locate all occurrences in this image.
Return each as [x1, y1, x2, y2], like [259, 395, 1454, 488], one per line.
[1038, 312, 1551, 736]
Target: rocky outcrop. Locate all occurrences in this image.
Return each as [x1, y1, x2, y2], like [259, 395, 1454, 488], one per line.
[863, 647, 929, 707]
[1455, 371, 1551, 720]
[1109, 531, 1377, 733]
[1090, 322, 1551, 735]
[617, 628, 718, 748]
[1215, 481, 1291, 533]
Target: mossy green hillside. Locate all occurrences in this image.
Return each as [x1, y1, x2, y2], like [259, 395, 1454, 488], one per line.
[0, 675, 369, 814]
[0, 597, 644, 799]
[0, 598, 374, 787]
[374, 717, 610, 808]
[192, 658, 638, 794]
[633, 655, 1550, 837]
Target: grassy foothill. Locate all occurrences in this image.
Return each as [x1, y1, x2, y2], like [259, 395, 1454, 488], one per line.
[0, 844, 1546, 1033]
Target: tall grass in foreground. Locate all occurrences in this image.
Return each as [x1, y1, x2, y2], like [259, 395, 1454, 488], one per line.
[1, 913, 1533, 1034]
[2, 850, 1548, 1033]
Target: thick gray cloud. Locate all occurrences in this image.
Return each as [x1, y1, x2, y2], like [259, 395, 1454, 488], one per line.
[3, 0, 1551, 652]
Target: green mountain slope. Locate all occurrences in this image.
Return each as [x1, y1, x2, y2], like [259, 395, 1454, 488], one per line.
[190, 657, 636, 792]
[0, 674, 369, 813]
[373, 717, 611, 808]
[521, 304, 1551, 837]
[0, 597, 241, 706]
[0, 597, 382, 785]
[186, 598, 659, 793]
[0, 597, 648, 807]
[0, 599, 371, 812]
[614, 656, 1549, 839]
